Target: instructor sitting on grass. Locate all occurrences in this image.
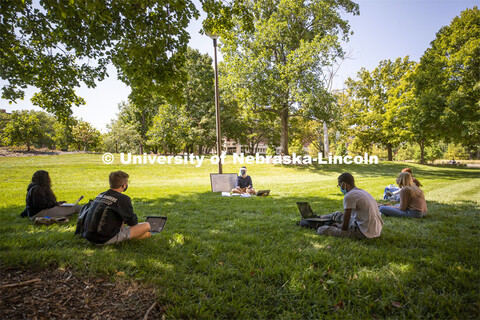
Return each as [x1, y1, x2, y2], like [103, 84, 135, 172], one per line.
[82, 171, 151, 245]
[317, 173, 384, 239]
[231, 166, 256, 195]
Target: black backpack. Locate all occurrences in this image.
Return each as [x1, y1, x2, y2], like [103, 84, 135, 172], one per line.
[75, 200, 92, 236]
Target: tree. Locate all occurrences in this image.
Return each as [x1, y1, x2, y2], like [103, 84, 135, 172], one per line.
[0, 111, 11, 146]
[72, 120, 101, 151]
[104, 117, 142, 154]
[146, 103, 189, 155]
[3, 110, 44, 151]
[218, 0, 359, 155]
[53, 117, 78, 151]
[413, 7, 480, 153]
[33, 111, 57, 149]
[117, 100, 159, 154]
[345, 56, 416, 161]
[182, 48, 216, 154]
[1, 0, 199, 120]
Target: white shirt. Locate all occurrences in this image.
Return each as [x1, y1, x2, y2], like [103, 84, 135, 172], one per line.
[343, 187, 384, 238]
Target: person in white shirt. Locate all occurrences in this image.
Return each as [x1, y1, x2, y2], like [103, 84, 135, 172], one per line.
[317, 173, 384, 239]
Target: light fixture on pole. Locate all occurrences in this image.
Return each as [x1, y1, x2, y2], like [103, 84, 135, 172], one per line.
[206, 30, 223, 174]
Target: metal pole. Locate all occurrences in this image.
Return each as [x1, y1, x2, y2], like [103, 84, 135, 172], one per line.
[213, 38, 223, 174]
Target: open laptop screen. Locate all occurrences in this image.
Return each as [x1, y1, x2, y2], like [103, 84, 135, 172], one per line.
[146, 216, 167, 234]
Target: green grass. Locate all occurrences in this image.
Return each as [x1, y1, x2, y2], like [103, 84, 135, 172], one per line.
[1, 154, 479, 319]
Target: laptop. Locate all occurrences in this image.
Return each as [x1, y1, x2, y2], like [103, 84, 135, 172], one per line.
[59, 195, 84, 207]
[296, 202, 331, 222]
[146, 216, 167, 234]
[256, 190, 270, 197]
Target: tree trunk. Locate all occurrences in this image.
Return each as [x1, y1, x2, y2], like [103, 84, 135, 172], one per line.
[140, 113, 145, 154]
[255, 140, 261, 154]
[250, 141, 255, 155]
[420, 140, 425, 164]
[323, 122, 329, 155]
[387, 144, 393, 161]
[280, 106, 289, 155]
[26, 142, 31, 152]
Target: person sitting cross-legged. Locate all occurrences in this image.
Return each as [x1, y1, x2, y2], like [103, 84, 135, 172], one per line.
[82, 171, 151, 245]
[317, 173, 384, 239]
[231, 166, 256, 195]
[379, 172, 427, 218]
[20, 170, 81, 220]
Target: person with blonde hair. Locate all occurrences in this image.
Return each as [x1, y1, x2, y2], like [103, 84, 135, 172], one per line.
[379, 172, 427, 218]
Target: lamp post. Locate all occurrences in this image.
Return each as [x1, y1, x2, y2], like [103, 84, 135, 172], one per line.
[206, 30, 223, 174]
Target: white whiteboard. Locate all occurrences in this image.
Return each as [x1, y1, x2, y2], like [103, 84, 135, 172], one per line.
[210, 173, 238, 192]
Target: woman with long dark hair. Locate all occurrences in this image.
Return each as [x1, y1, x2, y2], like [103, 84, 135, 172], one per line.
[21, 170, 81, 220]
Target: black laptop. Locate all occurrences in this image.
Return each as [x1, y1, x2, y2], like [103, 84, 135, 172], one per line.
[296, 202, 330, 222]
[256, 190, 270, 196]
[146, 216, 167, 234]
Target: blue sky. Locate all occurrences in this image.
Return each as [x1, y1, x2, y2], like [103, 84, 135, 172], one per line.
[1, 0, 477, 131]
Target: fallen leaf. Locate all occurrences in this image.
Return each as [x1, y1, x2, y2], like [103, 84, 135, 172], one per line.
[116, 271, 125, 277]
[332, 300, 344, 311]
[392, 301, 402, 308]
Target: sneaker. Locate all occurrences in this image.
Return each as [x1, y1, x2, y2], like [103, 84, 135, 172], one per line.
[34, 217, 54, 226]
[54, 217, 69, 224]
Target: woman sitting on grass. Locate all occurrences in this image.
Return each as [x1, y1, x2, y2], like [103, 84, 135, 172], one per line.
[20, 170, 81, 220]
[379, 172, 427, 218]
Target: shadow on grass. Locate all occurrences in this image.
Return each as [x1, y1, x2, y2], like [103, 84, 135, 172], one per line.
[278, 161, 480, 180]
[1, 193, 479, 319]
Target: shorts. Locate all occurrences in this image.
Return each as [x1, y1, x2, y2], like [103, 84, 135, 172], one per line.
[103, 226, 131, 245]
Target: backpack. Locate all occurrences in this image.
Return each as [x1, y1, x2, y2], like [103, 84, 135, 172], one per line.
[75, 200, 93, 236]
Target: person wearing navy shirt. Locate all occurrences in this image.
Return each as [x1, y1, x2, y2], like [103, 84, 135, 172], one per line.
[232, 166, 256, 195]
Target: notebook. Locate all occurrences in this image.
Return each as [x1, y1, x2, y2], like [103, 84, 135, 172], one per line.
[59, 195, 84, 207]
[146, 216, 168, 234]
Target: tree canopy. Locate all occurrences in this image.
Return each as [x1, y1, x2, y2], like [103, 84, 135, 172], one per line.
[413, 6, 480, 149]
[1, 0, 198, 120]
[346, 57, 416, 161]
[218, 0, 359, 155]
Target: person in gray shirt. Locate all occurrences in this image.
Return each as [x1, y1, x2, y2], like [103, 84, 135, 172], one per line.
[317, 173, 384, 239]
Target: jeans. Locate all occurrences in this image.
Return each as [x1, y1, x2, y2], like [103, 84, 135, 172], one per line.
[316, 211, 366, 239]
[379, 205, 426, 218]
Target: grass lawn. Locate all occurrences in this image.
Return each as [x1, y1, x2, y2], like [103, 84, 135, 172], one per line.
[1, 154, 479, 319]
